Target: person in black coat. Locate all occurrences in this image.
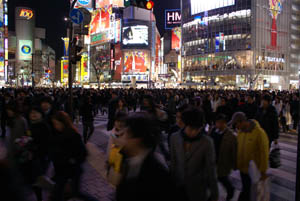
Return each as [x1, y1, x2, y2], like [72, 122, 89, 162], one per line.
[242, 95, 258, 119]
[255, 95, 279, 147]
[27, 107, 52, 201]
[0, 93, 10, 138]
[290, 94, 299, 131]
[80, 96, 94, 144]
[114, 113, 175, 201]
[107, 92, 119, 131]
[49, 111, 96, 201]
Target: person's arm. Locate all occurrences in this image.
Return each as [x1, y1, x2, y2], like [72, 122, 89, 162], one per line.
[205, 139, 219, 201]
[257, 129, 269, 176]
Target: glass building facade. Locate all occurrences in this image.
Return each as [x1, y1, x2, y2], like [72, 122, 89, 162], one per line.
[182, 0, 292, 89]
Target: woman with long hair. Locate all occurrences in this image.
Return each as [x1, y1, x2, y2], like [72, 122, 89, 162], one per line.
[49, 111, 97, 201]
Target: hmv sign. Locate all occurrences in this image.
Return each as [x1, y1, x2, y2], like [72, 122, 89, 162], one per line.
[165, 9, 181, 29]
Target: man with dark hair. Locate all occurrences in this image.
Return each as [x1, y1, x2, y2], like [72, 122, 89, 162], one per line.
[242, 95, 258, 119]
[209, 114, 237, 201]
[170, 107, 218, 201]
[107, 92, 119, 131]
[229, 112, 269, 201]
[255, 94, 279, 146]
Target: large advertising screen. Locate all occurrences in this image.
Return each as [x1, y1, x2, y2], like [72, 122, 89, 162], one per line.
[19, 40, 32, 61]
[191, 0, 235, 15]
[96, 0, 124, 8]
[122, 25, 149, 48]
[124, 51, 149, 73]
[171, 27, 181, 50]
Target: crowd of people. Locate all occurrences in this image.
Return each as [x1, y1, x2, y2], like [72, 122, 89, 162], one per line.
[0, 87, 298, 201]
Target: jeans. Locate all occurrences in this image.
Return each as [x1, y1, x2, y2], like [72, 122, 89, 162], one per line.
[83, 121, 94, 144]
[238, 173, 251, 201]
[218, 176, 234, 200]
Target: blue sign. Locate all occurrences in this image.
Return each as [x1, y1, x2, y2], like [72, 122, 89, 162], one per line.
[78, 0, 90, 6]
[21, 45, 32, 54]
[70, 9, 84, 24]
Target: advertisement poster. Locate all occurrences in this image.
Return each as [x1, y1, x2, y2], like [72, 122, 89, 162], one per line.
[76, 0, 93, 8]
[61, 59, 69, 83]
[19, 40, 33, 61]
[113, 43, 122, 80]
[115, 19, 121, 43]
[124, 51, 149, 73]
[96, 0, 110, 8]
[63, 38, 69, 56]
[122, 25, 149, 47]
[112, 0, 124, 7]
[101, 6, 111, 29]
[90, 10, 101, 35]
[171, 27, 181, 50]
[81, 55, 89, 81]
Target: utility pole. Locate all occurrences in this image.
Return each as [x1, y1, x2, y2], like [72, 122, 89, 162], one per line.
[68, 0, 78, 117]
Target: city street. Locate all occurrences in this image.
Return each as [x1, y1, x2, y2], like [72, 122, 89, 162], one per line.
[0, 112, 298, 201]
[78, 113, 298, 201]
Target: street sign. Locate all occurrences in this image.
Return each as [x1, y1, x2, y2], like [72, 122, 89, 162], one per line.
[70, 8, 84, 24]
[78, 8, 91, 26]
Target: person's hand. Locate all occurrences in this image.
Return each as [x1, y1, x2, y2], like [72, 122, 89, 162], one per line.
[260, 172, 268, 181]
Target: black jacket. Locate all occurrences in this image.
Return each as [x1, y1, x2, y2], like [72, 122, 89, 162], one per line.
[29, 121, 51, 158]
[242, 103, 258, 119]
[255, 105, 279, 141]
[49, 128, 87, 176]
[116, 152, 176, 201]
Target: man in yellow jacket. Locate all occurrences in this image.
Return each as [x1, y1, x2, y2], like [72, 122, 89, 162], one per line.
[229, 112, 269, 201]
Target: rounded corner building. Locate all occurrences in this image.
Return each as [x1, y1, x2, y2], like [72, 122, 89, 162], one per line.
[182, 0, 298, 90]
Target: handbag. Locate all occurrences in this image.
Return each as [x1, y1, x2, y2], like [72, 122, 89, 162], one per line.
[269, 142, 281, 168]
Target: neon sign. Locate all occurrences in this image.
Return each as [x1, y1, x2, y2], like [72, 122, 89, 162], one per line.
[19, 9, 33, 20]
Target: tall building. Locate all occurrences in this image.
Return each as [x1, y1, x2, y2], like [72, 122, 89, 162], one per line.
[182, 0, 292, 90]
[290, 0, 300, 89]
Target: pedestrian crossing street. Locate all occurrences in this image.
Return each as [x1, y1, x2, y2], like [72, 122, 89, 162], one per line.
[219, 133, 298, 201]
[76, 113, 108, 128]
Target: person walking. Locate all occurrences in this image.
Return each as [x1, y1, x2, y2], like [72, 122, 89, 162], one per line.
[48, 111, 97, 201]
[209, 114, 237, 201]
[255, 94, 279, 147]
[229, 112, 269, 201]
[115, 113, 175, 201]
[80, 96, 94, 144]
[170, 107, 219, 201]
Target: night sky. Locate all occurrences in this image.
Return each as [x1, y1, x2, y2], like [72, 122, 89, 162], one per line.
[8, 0, 180, 58]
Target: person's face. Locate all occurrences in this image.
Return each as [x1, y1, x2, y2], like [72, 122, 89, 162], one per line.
[41, 102, 51, 112]
[184, 126, 200, 138]
[29, 110, 42, 122]
[118, 100, 124, 107]
[52, 119, 64, 132]
[176, 112, 185, 129]
[112, 121, 126, 139]
[221, 99, 226, 106]
[6, 109, 14, 118]
[262, 100, 269, 108]
[216, 120, 226, 130]
[143, 99, 150, 108]
[114, 127, 140, 152]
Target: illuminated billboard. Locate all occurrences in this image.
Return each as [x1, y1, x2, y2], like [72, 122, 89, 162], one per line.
[165, 9, 181, 29]
[96, 0, 124, 8]
[122, 25, 149, 48]
[19, 40, 33, 61]
[124, 51, 149, 73]
[90, 10, 101, 35]
[171, 27, 181, 50]
[91, 31, 110, 45]
[191, 0, 235, 15]
[19, 8, 34, 20]
[61, 59, 69, 83]
[76, 0, 93, 8]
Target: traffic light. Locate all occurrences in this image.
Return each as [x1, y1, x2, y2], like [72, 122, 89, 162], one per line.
[70, 38, 83, 64]
[124, 0, 154, 10]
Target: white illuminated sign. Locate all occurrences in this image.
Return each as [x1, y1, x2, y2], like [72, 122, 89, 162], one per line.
[191, 0, 235, 15]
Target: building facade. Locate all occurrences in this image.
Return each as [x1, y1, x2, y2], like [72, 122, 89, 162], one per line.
[182, 0, 291, 90]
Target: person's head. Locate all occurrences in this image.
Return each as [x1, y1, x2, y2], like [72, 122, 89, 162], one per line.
[51, 111, 75, 133]
[215, 114, 227, 131]
[118, 98, 126, 108]
[229, 112, 248, 131]
[29, 107, 43, 123]
[262, 94, 271, 109]
[40, 97, 52, 113]
[176, 105, 188, 129]
[181, 107, 205, 137]
[143, 95, 155, 111]
[112, 92, 118, 99]
[114, 113, 159, 156]
[112, 112, 128, 138]
[247, 95, 254, 104]
[220, 97, 227, 106]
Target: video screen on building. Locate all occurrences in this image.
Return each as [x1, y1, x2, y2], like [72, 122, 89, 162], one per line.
[122, 25, 149, 48]
[124, 51, 149, 73]
[191, 0, 235, 15]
